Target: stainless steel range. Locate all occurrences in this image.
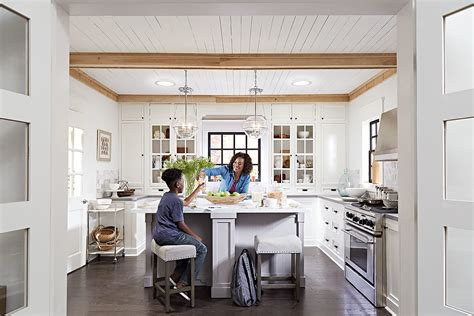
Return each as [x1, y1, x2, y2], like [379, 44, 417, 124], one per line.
[343, 203, 396, 307]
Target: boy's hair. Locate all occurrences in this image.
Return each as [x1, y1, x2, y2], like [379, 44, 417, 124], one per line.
[162, 168, 182, 189]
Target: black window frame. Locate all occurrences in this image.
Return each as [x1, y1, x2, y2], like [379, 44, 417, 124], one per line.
[207, 132, 261, 182]
[368, 119, 380, 183]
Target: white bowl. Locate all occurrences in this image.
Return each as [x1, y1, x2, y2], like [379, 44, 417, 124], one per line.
[97, 198, 112, 205]
[346, 188, 367, 198]
[95, 204, 110, 210]
[109, 183, 120, 190]
[298, 131, 310, 138]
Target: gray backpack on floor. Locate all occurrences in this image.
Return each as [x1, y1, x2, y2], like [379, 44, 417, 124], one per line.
[231, 249, 259, 307]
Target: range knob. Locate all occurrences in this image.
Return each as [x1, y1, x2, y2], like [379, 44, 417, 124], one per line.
[346, 212, 354, 218]
[366, 220, 375, 227]
[353, 216, 360, 222]
[359, 219, 367, 225]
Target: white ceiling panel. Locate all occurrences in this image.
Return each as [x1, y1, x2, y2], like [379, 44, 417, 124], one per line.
[80, 68, 382, 95]
[70, 15, 397, 53]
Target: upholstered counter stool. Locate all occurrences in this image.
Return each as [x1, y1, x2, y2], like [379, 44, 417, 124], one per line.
[254, 235, 302, 302]
[151, 239, 196, 313]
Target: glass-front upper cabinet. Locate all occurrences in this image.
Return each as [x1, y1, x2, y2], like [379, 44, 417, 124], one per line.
[295, 125, 315, 186]
[272, 125, 292, 189]
[0, 5, 29, 95]
[272, 124, 316, 191]
[151, 125, 171, 186]
[150, 124, 197, 187]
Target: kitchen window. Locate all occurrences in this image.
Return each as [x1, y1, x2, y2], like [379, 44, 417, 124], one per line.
[68, 127, 84, 197]
[208, 132, 261, 181]
[368, 119, 380, 183]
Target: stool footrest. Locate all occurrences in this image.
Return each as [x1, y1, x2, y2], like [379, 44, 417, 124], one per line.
[262, 284, 296, 289]
[261, 276, 294, 281]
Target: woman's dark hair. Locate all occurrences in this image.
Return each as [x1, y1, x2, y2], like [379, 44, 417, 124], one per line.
[162, 168, 182, 189]
[228, 152, 253, 175]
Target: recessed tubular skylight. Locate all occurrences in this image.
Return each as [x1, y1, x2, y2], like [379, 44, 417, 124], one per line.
[292, 80, 311, 86]
[155, 80, 175, 87]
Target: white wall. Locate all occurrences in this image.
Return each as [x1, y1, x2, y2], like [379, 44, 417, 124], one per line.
[346, 75, 398, 184]
[69, 78, 120, 200]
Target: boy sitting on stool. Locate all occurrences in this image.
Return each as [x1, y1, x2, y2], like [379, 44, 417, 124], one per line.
[153, 168, 207, 289]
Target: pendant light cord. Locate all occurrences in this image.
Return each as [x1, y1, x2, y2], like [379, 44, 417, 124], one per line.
[184, 70, 188, 124]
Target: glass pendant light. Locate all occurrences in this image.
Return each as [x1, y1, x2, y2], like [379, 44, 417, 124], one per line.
[173, 70, 198, 139]
[243, 70, 268, 139]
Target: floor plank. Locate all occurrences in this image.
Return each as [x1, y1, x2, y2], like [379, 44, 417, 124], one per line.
[67, 248, 390, 315]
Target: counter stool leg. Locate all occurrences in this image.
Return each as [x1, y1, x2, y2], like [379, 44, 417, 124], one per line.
[190, 258, 195, 308]
[152, 254, 158, 299]
[164, 261, 171, 313]
[256, 253, 262, 301]
[295, 253, 300, 302]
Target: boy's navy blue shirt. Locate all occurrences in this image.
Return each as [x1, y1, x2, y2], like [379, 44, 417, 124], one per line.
[153, 192, 184, 241]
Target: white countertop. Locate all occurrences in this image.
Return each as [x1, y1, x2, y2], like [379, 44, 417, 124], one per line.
[131, 197, 305, 214]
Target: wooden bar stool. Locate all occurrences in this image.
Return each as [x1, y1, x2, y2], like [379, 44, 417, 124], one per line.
[151, 239, 196, 313]
[254, 235, 302, 302]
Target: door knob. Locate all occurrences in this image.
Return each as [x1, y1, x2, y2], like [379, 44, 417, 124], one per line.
[82, 199, 88, 204]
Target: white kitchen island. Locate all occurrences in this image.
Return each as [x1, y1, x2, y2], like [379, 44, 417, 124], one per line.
[132, 198, 306, 298]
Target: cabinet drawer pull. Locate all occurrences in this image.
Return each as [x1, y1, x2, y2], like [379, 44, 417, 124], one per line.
[334, 226, 338, 230]
[324, 221, 329, 225]
[324, 206, 329, 210]
[325, 238, 329, 242]
[333, 210, 338, 214]
[334, 245, 339, 249]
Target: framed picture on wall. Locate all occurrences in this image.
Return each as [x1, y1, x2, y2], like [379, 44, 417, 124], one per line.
[97, 129, 111, 161]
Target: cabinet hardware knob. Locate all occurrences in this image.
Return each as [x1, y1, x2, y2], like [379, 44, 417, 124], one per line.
[334, 245, 339, 249]
[334, 226, 338, 230]
[325, 221, 329, 225]
[333, 210, 338, 213]
[82, 199, 88, 204]
[325, 238, 329, 242]
[324, 207, 329, 210]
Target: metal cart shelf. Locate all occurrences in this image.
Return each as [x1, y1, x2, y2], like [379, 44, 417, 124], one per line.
[87, 207, 125, 264]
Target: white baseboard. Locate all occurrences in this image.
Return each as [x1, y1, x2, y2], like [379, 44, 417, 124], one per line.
[385, 295, 399, 315]
[125, 239, 146, 256]
[317, 243, 344, 270]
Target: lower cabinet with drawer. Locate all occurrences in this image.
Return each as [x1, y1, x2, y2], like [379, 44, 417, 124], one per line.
[318, 198, 345, 269]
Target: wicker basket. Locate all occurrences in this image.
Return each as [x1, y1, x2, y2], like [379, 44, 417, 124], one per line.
[92, 225, 119, 243]
[204, 194, 246, 205]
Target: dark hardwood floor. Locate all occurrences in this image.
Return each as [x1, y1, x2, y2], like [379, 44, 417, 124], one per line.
[67, 248, 390, 315]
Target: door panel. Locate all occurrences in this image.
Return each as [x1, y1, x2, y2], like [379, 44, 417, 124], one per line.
[417, 1, 473, 314]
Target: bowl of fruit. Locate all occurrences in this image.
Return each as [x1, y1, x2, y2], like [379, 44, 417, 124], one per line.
[204, 191, 246, 204]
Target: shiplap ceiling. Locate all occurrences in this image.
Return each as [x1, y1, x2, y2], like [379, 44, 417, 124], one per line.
[70, 15, 396, 95]
[80, 68, 381, 95]
[70, 16, 396, 53]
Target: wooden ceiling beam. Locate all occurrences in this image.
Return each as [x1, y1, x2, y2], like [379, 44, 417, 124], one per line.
[348, 69, 397, 101]
[117, 94, 349, 103]
[70, 68, 118, 101]
[70, 53, 397, 70]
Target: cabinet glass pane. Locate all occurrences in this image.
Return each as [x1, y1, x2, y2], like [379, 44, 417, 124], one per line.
[152, 140, 161, 153]
[0, 229, 27, 314]
[445, 227, 473, 313]
[162, 140, 170, 154]
[444, 6, 473, 94]
[0, 6, 29, 95]
[176, 140, 186, 154]
[73, 128, 83, 150]
[445, 118, 473, 202]
[0, 119, 28, 203]
[73, 152, 82, 173]
[306, 140, 313, 153]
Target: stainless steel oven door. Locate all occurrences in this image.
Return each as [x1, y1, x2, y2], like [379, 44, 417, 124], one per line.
[343, 224, 376, 284]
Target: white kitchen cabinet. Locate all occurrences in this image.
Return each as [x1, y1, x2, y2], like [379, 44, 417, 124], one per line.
[320, 103, 346, 122]
[321, 123, 346, 187]
[121, 103, 145, 121]
[271, 103, 315, 122]
[271, 123, 316, 192]
[384, 218, 400, 315]
[149, 103, 173, 122]
[120, 122, 144, 188]
[318, 198, 345, 269]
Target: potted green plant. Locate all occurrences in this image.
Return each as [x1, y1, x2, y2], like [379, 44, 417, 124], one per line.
[165, 157, 214, 197]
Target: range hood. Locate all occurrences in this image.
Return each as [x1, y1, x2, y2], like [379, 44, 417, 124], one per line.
[374, 108, 398, 161]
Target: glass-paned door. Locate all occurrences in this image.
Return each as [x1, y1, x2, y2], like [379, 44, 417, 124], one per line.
[68, 127, 83, 198]
[151, 125, 171, 186]
[295, 124, 315, 186]
[272, 125, 292, 188]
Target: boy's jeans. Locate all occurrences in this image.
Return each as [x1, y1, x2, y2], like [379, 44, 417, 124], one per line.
[155, 232, 207, 284]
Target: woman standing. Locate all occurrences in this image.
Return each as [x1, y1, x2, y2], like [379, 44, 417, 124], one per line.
[200, 152, 253, 194]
